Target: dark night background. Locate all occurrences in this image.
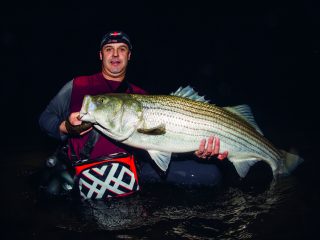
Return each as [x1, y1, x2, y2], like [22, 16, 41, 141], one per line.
[1, 1, 319, 152]
[1, 0, 320, 238]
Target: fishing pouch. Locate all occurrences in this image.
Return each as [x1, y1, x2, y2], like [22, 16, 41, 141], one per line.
[73, 153, 140, 200]
[69, 130, 140, 200]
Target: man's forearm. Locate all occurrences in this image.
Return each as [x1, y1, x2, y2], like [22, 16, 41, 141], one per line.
[39, 80, 73, 140]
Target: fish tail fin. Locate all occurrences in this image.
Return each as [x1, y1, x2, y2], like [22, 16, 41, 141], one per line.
[278, 149, 304, 176]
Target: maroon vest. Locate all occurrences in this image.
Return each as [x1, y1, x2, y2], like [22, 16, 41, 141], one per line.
[68, 72, 146, 160]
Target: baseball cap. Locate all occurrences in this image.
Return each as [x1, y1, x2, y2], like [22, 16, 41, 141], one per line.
[100, 31, 132, 50]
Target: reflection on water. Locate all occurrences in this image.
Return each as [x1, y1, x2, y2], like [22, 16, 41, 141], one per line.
[1, 150, 315, 239]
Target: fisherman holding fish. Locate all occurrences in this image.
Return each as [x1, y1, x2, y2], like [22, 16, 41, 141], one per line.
[39, 31, 228, 199]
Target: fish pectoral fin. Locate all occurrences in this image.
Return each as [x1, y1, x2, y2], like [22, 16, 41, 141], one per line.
[147, 150, 172, 172]
[137, 124, 166, 135]
[229, 155, 259, 178]
[94, 125, 135, 142]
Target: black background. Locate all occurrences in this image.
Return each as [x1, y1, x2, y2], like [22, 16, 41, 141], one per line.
[1, 0, 319, 155]
[1, 1, 320, 239]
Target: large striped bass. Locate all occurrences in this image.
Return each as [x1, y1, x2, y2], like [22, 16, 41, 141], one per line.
[79, 86, 303, 178]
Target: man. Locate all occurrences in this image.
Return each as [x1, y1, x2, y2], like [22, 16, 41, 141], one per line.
[39, 31, 228, 199]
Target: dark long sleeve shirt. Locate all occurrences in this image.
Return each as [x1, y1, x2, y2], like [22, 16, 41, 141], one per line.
[39, 80, 73, 141]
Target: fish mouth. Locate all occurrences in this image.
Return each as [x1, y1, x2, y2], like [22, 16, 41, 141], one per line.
[78, 111, 86, 120]
[79, 111, 96, 123]
[78, 112, 88, 120]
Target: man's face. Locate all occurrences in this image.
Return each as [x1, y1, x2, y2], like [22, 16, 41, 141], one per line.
[99, 42, 131, 81]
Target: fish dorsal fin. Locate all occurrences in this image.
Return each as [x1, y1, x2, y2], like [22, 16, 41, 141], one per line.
[223, 104, 263, 135]
[147, 150, 172, 172]
[171, 86, 209, 103]
[137, 123, 166, 135]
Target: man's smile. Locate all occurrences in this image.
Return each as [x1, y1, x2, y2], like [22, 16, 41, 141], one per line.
[110, 59, 121, 66]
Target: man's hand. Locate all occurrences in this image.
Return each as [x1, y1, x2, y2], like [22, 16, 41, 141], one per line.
[60, 112, 93, 136]
[195, 136, 228, 160]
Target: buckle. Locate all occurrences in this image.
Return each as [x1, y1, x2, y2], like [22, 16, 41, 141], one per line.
[107, 152, 129, 159]
[72, 152, 130, 167]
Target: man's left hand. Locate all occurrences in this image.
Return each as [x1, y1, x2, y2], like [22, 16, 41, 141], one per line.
[195, 136, 228, 160]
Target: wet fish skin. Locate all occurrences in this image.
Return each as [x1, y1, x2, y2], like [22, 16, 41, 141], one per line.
[79, 86, 303, 178]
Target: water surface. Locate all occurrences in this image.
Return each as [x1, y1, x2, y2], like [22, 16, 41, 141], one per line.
[1, 146, 318, 240]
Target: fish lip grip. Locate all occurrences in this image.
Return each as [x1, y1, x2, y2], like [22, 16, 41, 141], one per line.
[65, 118, 93, 136]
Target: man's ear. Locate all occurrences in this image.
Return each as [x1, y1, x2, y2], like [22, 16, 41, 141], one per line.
[128, 51, 131, 61]
[99, 51, 102, 60]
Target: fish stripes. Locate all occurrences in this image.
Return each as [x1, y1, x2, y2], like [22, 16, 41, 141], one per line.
[80, 87, 303, 177]
[135, 95, 280, 161]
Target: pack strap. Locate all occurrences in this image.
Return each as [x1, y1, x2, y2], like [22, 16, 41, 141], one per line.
[79, 129, 100, 160]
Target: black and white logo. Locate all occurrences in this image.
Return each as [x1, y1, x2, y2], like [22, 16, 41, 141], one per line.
[78, 162, 139, 199]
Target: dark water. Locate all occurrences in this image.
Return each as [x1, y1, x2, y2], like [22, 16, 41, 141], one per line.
[1, 146, 318, 240]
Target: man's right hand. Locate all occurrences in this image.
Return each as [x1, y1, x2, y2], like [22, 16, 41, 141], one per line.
[60, 112, 93, 136]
